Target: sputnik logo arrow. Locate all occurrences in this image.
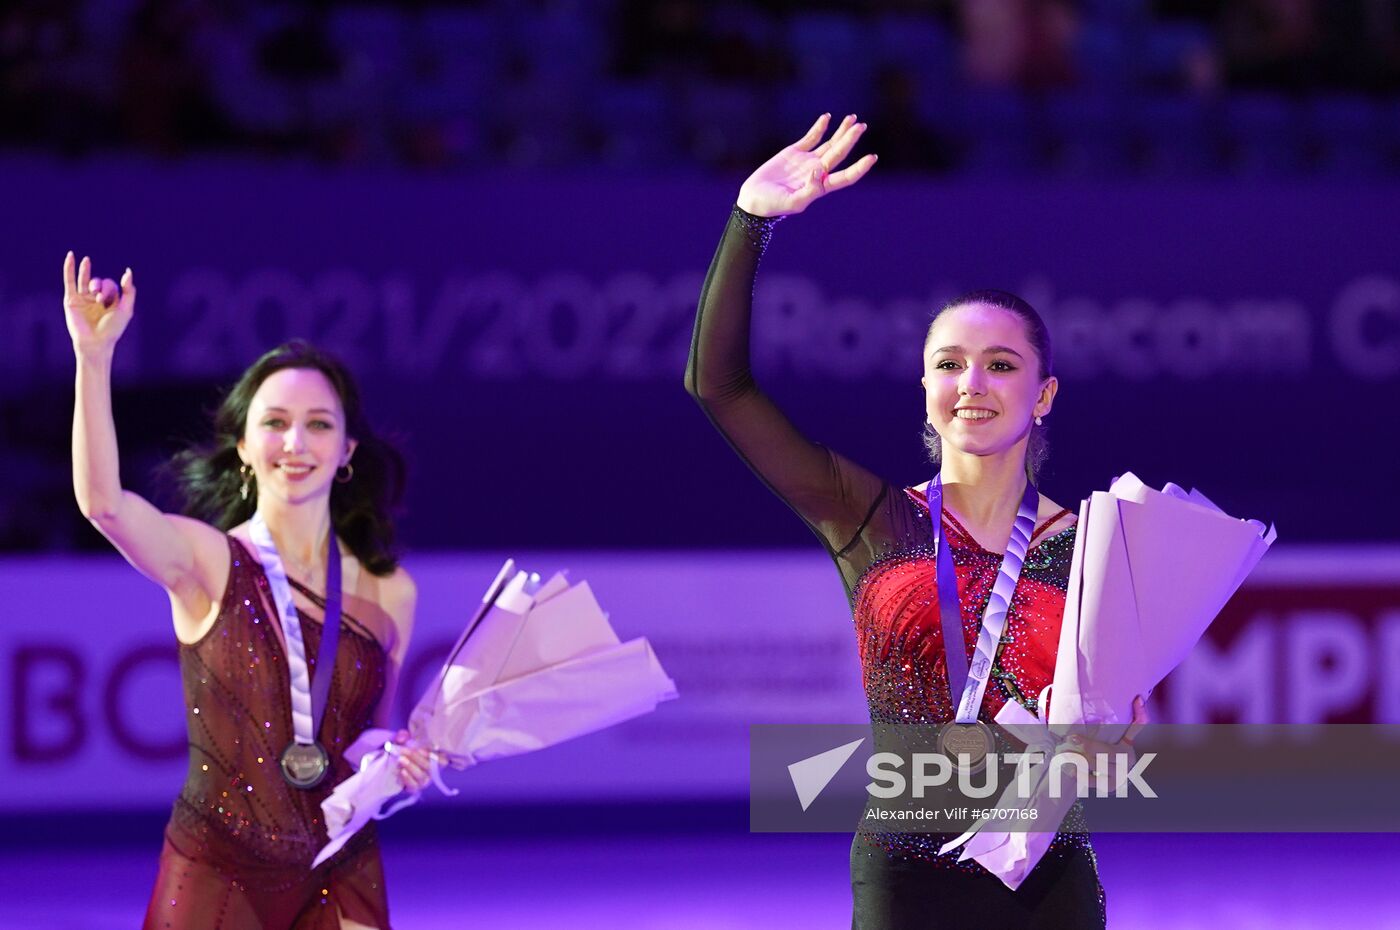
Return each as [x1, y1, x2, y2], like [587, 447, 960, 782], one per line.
[787, 738, 866, 811]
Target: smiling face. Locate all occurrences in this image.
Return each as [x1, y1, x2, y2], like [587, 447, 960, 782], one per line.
[236, 367, 357, 507]
[922, 302, 1057, 462]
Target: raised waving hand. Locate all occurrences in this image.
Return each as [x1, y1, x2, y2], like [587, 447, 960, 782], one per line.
[736, 113, 877, 219]
[63, 252, 135, 354]
[687, 113, 886, 559]
[65, 249, 226, 637]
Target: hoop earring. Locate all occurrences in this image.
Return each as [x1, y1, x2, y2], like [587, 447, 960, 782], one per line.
[239, 463, 254, 501]
[336, 463, 354, 484]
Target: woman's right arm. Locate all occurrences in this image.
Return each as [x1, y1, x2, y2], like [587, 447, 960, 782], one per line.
[66, 253, 224, 624]
[685, 115, 883, 553]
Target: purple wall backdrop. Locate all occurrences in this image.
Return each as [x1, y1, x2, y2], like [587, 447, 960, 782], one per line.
[3, 159, 1399, 551]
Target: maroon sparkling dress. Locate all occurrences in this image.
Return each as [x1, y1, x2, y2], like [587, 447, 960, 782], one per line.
[143, 536, 391, 930]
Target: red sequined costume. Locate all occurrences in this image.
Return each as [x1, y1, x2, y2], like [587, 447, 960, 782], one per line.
[143, 536, 391, 929]
[853, 487, 1089, 859]
[688, 206, 1105, 928]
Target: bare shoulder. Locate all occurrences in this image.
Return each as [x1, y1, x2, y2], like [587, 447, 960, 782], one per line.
[378, 566, 417, 609]
[376, 566, 417, 637]
[165, 515, 233, 642]
[168, 512, 230, 560]
[184, 515, 232, 564]
[364, 565, 415, 662]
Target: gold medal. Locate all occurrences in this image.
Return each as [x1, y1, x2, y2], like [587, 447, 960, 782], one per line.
[937, 721, 994, 773]
[280, 741, 330, 789]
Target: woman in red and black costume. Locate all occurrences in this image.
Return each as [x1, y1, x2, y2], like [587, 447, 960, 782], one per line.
[686, 114, 1147, 929]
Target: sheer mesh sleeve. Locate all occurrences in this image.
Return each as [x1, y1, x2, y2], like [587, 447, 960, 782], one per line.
[686, 205, 889, 557]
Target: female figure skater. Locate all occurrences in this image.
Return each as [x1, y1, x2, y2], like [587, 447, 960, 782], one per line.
[686, 115, 1146, 928]
[65, 254, 432, 929]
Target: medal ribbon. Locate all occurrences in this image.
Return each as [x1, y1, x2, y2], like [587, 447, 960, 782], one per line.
[250, 512, 342, 747]
[928, 474, 1040, 724]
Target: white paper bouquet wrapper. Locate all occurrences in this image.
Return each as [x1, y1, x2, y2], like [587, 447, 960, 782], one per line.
[940, 473, 1276, 889]
[313, 563, 677, 867]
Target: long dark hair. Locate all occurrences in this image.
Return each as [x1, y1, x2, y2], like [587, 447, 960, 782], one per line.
[164, 340, 406, 575]
[922, 289, 1053, 484]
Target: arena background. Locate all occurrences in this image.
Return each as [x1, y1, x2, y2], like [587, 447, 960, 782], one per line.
[2, 2, 1399, 926]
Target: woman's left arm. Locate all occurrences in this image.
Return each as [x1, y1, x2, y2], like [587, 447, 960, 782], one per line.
[374, 567, 418, 730]
[375, 568, 432, 790]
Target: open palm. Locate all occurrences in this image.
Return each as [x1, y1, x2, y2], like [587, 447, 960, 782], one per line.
[63, 252, 136, 351]
[737, 113, 877, 218]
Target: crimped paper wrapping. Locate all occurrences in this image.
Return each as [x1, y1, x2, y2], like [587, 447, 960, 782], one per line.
[314, 566, 677, 866]
[941, 474, 1275, 888]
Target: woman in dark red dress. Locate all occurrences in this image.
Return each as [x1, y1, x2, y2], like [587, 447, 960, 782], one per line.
[64, 255, 432, 929]
[686, 115, 1145, 928]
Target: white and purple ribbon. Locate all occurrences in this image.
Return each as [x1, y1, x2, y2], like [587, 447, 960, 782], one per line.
[928, 475, 1040, 724]
[249, 511, 342, 748]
